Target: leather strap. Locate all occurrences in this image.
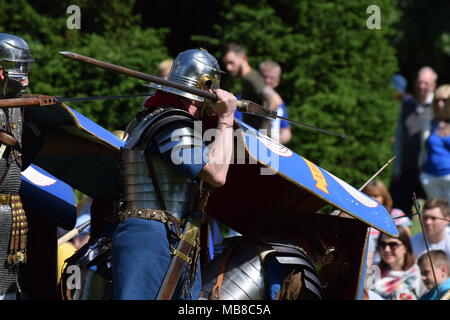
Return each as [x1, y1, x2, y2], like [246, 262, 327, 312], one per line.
[143, 144, 182, 238]
[118, 208, 182, 224]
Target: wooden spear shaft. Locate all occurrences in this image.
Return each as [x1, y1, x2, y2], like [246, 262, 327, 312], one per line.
[57, 220, 91, 247]
[59, 51, 218, 101]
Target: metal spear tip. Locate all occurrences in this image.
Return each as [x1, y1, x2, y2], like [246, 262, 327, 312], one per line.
[59, 51, 75, 57]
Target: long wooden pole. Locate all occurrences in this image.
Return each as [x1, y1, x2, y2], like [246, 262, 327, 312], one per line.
[59, 51, 218, 101]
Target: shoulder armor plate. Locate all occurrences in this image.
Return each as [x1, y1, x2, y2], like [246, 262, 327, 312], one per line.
[125, 107, 197, 150]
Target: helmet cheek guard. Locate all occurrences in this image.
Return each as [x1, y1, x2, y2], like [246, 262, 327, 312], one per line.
[151, 48, 223, 102]
[0, 74, 28, 98]
[196, 74, 220, 91]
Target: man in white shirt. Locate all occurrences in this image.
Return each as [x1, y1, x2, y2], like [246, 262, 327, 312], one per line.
[411, 198, 450, 260]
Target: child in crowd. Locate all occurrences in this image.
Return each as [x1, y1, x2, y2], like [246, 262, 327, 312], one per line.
[418, 250, 450, 300]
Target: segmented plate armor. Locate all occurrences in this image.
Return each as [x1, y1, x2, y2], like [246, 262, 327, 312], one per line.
[201, 235, 322, 300]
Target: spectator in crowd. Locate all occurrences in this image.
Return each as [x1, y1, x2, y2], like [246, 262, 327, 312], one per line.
[157, 58, 173, 79]
[418, 250, 450, 300]
[418, 84, 450, 205]
[363, 180, 412, 233]
[391, 67, 437, 215]
[222, 43, 282, 135]
[373, 226, 425, 300]
[259, 60, 292, 144]
[362, 180, 412, 267]
[411, 198, 450, 259]
[146, 59, 174, 98]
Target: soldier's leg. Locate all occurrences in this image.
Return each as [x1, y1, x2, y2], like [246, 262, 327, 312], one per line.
[112, 218, 171, 300]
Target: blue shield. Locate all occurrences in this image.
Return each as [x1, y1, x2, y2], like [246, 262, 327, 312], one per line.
[208, 119, 397, 237]
[20, 164, 77, 230]
[27, 103, 124, 198]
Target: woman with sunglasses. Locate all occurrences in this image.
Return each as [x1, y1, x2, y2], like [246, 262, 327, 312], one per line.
[419, 84, 450, 205]
[372, 226, 426, 300]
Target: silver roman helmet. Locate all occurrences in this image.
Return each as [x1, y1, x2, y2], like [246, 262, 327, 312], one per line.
[152, 48, 223, 102]
[0, 33, 34, 98]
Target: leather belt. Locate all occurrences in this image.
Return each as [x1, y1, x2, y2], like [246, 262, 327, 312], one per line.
[118, 208, 183, 225]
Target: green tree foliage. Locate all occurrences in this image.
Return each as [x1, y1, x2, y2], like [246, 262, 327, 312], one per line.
[0, 0, 169, 130]
[0, 0, 402, 186]
[395, 0, 450, 88]
[195, 0, 400, 186]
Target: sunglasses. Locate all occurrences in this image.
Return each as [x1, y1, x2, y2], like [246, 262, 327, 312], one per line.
[378, 241, 403, 250]
[436, 98, 449, 103]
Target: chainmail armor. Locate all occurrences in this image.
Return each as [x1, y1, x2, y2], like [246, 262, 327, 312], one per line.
[0, 107, 23, 295]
